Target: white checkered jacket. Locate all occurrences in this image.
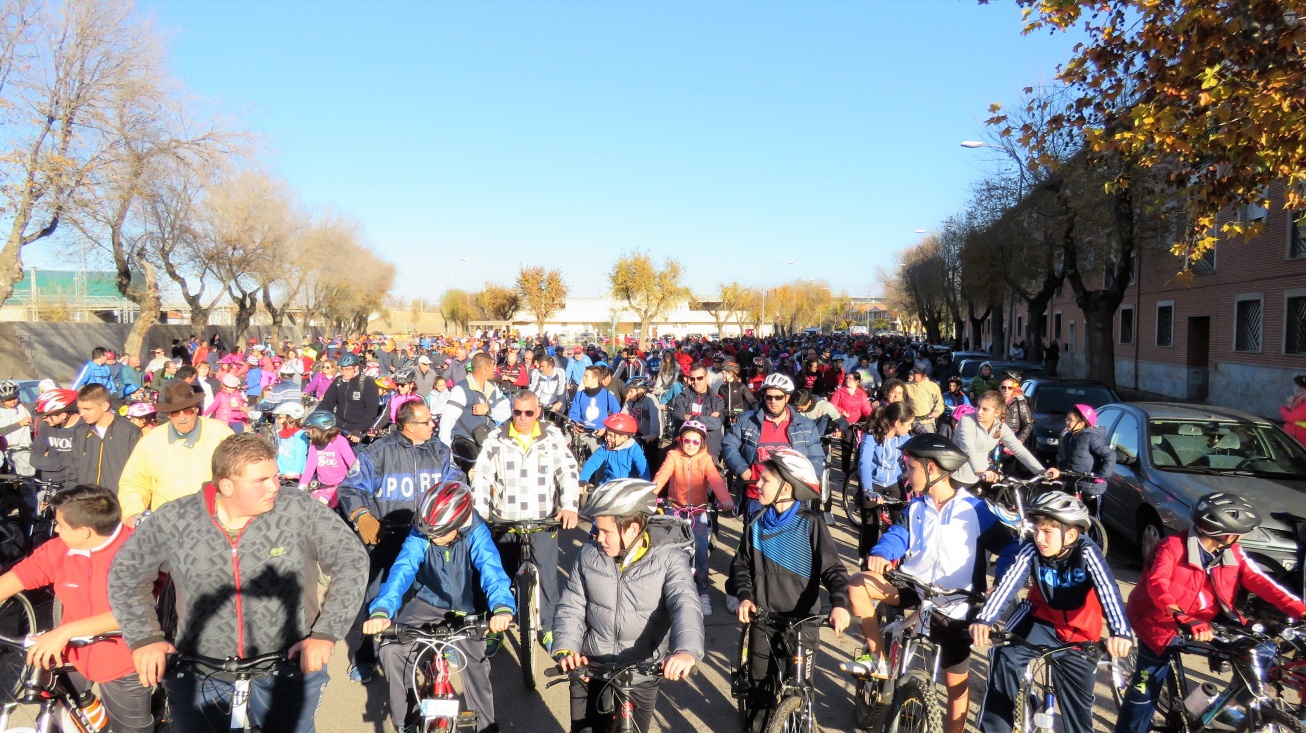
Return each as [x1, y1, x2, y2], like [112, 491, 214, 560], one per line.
[471, 421, 581, 521]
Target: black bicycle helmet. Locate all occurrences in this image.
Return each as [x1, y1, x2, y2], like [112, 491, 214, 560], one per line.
[899, 433, 968, 473]
[1191, 492, 1261, 536]
[394, 366, 417, 385]
[1027, 491, 1092, 531]
[337, 352, 361, 368]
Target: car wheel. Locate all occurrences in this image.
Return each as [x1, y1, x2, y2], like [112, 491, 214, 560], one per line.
[1137, 513, 1163, 563]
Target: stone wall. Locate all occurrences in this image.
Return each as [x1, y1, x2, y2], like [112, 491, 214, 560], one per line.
[0, 323, 327, 383]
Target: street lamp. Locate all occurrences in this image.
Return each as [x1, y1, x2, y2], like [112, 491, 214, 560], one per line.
[760, 260, 795, 338]
[960, 140, 985, 149]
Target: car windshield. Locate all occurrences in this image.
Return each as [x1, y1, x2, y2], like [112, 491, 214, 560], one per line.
[1147, 419, 1306, 478]
[1032, 384, 1117, 415]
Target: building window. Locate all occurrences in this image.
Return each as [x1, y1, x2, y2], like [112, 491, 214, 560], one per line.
[1120, 306, 1134, 344]
[1191, 244, 1216, 275]
[1237, 193, 1268, 224]
[1234, 295, 1263, 353]
[1156, 303, 1174, 347]
[1287, 295, 1306, 355]
[1053, 312, 1063, 341]
[1291, 209, 1306, 259]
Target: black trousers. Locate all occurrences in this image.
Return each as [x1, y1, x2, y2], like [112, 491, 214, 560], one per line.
[569, 673, 661, 733]
[857, 482, 904, 563]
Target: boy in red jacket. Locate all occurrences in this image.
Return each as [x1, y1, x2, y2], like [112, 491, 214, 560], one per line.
[0, 484, 152, 732]
[1115, 492, 1306, 733]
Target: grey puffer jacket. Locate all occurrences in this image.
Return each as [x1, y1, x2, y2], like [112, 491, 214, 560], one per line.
[953, 414, 1046, 485]
[551, 521, 704, 666]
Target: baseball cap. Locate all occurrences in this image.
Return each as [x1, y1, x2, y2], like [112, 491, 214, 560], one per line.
[911, 363, 929, 374]
[417, 355, 432, 365]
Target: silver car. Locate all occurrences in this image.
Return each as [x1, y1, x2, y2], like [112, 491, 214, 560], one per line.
[1096, 402, 1306, 575]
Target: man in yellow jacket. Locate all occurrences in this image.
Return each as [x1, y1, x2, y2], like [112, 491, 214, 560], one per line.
[117, 381, 234, 526]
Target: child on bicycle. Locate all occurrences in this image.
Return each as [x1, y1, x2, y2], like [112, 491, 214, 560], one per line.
[970, 492, 1132, 733]
[578, 413, 650, 485]
[855, 401, 913, 564]
[363, 481, 514, 733]
[297, 410, 356, 508]
[848, 433, 1017, 733]
[731, 448, 850, 732]
[654, 420, 734, 615]
[1113, 492, 1306, 733]
[552, 478, 703, 733]
[1056, 403, 1115, 492]
[272, 402, 309, 482]
[0, 484, 153, 732]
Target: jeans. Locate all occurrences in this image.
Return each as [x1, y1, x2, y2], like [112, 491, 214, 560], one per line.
[689, 512, 712, 594]
[980, 618, 1096, 733]
[1114, 639, 1178, 733]
[65, 670, 154, 733]
[165, 665, 328, 733]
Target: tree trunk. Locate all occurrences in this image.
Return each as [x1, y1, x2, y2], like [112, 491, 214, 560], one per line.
[1079, 297, 1118, 385]
[990, 306, 1005, 357]
[124, 258, 160, 359]
[967, 302, 991, 353]
[231, 290, 258, 343]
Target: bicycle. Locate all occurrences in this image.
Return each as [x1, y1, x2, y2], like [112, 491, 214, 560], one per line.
[0, 627, 119, 733]
[663, 501, 717, 557]
[494, 518, 559, 692]
[1053, 470, 1110, 556]
[985, 626, 1125, 733]
[836, 421, 872, 528]
[167, 651, 293, 732]
[839, 569, 985, 733]
[982, 475, 1109, 557]
[1140, 620, 1306, 733]
[374, 615, 490, 732]
[545, 657, 693, 733]
[733, 609, 826, 733]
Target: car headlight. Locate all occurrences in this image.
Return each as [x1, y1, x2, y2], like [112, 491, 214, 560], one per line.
[1036, 436, 1059, 446]
[1242, 527, 1273, 545]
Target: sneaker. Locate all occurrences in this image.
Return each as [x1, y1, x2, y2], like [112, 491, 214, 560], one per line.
[851, 652, 891, 679]
[699, 594, 713, 616]
[348, 663, 374, 684]
[485, 631, 505, 658]
[538, 630, 554, 653]
[725, 595, 740, 613]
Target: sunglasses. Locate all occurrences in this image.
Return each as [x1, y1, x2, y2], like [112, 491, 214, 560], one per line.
[1000, 386, 1016, 391]
[763, 394, 788, 402]
[688, 376, 706, 382]
[512, 409, 537, 417]
[170, 407, 200, 416]
[405, 418, 436, 426]
[680, 437, 703, 446]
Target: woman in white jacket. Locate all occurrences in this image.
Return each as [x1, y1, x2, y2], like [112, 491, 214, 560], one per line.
[952, 390, 1059, 485]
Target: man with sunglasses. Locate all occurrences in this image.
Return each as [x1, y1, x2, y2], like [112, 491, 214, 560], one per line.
[722, 373, 825, 524]
[667, 362, 726, 458]
[471, 390, 581, 653]
[116, 382, 234, 527]
[337, 400, 465, 684]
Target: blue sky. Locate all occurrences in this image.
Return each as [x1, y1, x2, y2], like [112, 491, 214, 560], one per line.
[35, 1, 1080, 299]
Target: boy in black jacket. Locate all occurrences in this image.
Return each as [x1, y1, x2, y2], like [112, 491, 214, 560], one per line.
[731, 447, 849, 732]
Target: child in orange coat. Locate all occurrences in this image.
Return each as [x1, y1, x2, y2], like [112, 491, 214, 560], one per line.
[654, 420, 734, 613]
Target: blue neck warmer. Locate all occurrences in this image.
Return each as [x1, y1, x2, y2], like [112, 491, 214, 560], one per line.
[761, 501, 801, 532]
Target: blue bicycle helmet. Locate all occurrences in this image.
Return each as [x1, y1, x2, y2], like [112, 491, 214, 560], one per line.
[303, 410, 337, 431]
[337, 352, 361, 368]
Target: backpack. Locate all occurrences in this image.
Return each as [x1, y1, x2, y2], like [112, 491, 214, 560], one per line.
[646, 514, 694, 560]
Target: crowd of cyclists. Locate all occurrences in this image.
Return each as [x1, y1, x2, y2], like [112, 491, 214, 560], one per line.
[0, 328, 1302, 733]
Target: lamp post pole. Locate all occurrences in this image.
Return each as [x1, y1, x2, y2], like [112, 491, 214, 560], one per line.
[760, 260, 794, 337]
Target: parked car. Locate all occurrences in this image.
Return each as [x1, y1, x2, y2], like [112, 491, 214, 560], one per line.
[1022, 378, 1121, 460]
[957, 359, 1046, 382]
[16, 380, 41, 406]
[1094, 402, 1306, 575]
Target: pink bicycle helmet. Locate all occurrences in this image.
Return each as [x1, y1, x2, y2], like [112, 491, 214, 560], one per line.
[1072, 404, 1098, 427]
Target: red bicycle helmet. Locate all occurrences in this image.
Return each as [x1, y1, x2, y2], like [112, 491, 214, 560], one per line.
[413, 481, 475, 539]
[34, 389, 78, 416]
[603, 413, 638, 435]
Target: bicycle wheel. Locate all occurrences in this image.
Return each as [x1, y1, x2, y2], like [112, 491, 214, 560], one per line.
[1240, 703, 1306, 733]
[517, 572, 538, 692]
[851, 673, 890, 731]
[888, 670, 943, 733]
[1104, 648, 1135, 711]
[763, 694, 814, 733]
[0, 593, 35, 707]
[1088, 517, 1109, 557]
[842, 479, 865, 529]
[1010, 676, 1044, 733]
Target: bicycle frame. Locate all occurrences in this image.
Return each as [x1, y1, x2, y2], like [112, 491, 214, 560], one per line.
[755, 612, 825, 708]
[170, 651, 289, 732]
[0, 633, 119, 733]
[545, 659, 676, 733]
[378, 618, 488, 730]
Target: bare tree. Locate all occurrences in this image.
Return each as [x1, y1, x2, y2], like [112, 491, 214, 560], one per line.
[0, 0, 157, 305]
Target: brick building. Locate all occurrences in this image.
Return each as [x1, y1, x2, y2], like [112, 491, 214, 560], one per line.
[1010, 181, 1306, 419]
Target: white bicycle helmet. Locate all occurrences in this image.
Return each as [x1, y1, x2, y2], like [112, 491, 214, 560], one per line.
[272, 402, 306, 420]
[580, 478, 659, 520]
[1027, 491, 1092, 531]
[0, 381, 18, 401]
[760, 373, 795, 394]
[762, 447, 821, 502]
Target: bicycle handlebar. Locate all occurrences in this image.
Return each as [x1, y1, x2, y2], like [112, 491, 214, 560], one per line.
[374, 617, 492, 643]
[543, 658, 696, 686]
[495, 518, 560, 533]
[748, 609, 830, 630]
[0, 631, 121, 652]
[990, 628, 1104, 658]
[170, 650, 289, 676]
[883, 569, 986, 603]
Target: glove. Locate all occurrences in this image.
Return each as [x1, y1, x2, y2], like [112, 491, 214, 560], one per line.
[356, 512, 381, 545]
[1174, 613, 1211, 636]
